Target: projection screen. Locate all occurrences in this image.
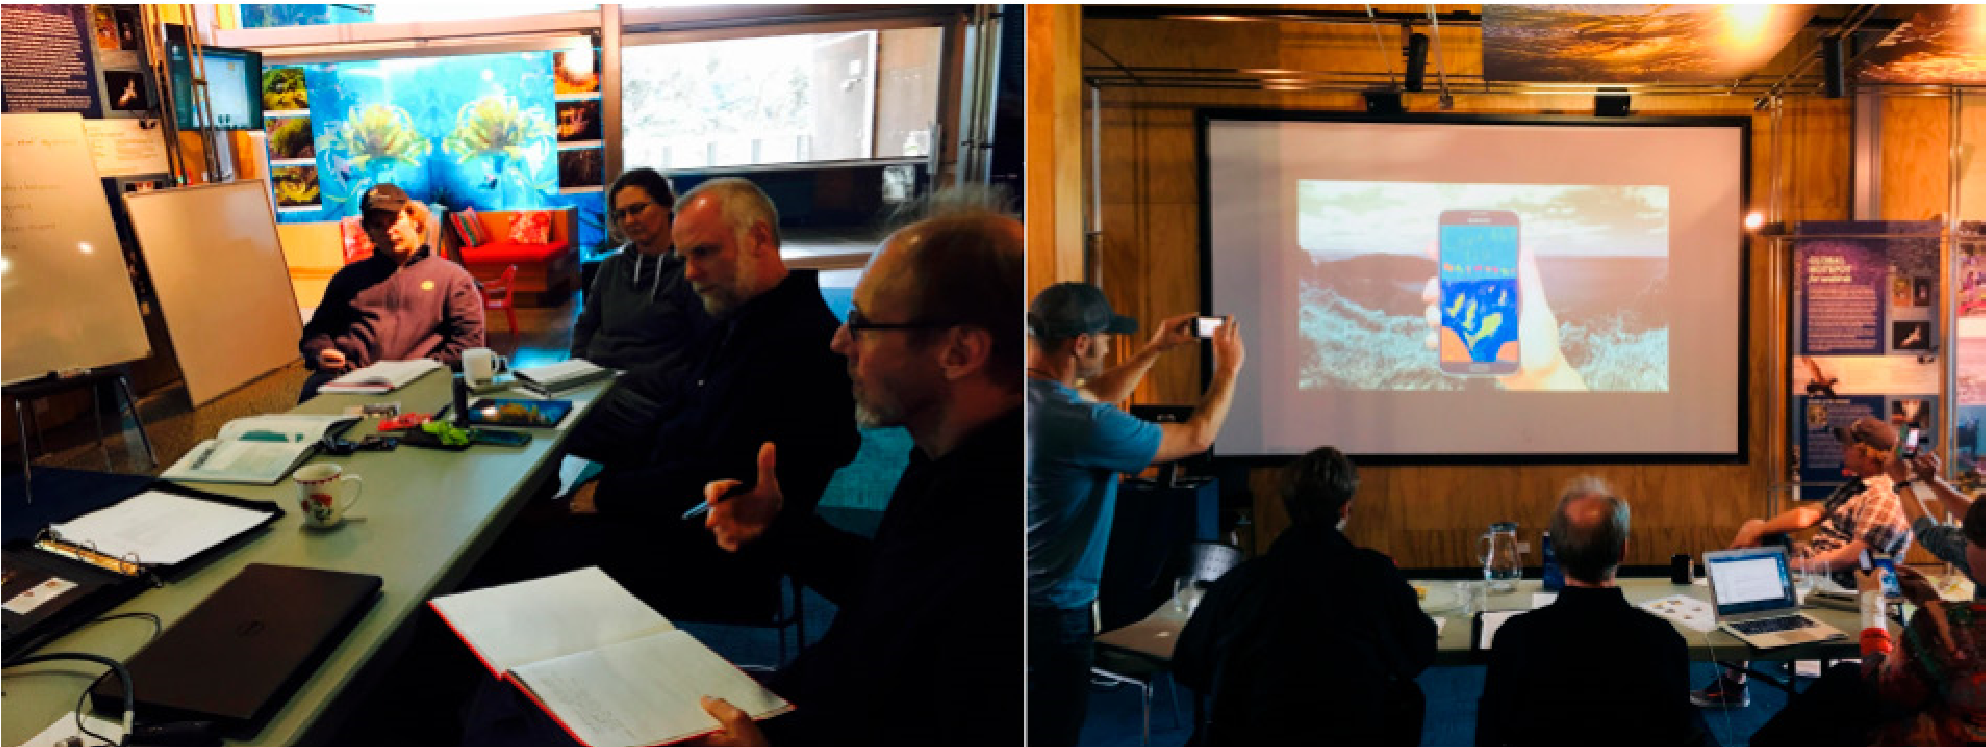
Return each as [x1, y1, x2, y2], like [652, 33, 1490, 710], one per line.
[1199, 112, 1747, 463]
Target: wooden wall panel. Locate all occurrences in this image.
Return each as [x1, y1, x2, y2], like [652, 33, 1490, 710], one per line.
[1025, 5, 1084, 297]
[1883, 96, 1953, 221]
[1070, 16, 1959, 570]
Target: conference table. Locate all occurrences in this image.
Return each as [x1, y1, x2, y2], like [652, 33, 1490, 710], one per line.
[1095, 576, 1907, 667]
[1, 368, 615, 747]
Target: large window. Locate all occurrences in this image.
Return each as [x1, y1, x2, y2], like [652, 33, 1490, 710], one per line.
[622, 27, 941, 170]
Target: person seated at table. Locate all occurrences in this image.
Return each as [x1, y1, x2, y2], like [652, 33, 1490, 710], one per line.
[1894, 451, 1979, 590]
[474, 177, 858, 622]
[1025, 283, 1246, 747]
[470, 188, 1025, 747]
[298, 183, 484, 401]
[1752, 495, 1986, 747]
[1172, 446, 1434, 747]
[1696, 416, 1915, 709]
[1475, 478, 1713, 747]
[571, 168, 712, 373]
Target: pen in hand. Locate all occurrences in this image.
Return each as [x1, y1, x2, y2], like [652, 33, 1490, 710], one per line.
[681, 482, 751, 521]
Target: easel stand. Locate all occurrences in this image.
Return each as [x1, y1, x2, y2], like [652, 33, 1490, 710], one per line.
[5, 370, 158, 503]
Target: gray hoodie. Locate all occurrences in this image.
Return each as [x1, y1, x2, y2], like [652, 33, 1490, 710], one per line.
[570, 245, 713, 373]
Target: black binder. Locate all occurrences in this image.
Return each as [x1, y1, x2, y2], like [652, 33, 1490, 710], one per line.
[1, 481, 283, 662]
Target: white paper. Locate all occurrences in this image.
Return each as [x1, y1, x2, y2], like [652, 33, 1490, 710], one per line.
[1434, 616, 1447, 636]
[512, 630, 790, 747]
[1640, 594, 1718, 634]
[49, 491, 270, 565]
[430, 567, 674, 676]
[17, 712, 125, 747]
[322, 359, 442, 391]
[1531, 592, 1558, 608]
[1478, 610, 1520, 649]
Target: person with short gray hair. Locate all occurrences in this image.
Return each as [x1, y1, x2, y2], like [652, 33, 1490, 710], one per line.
[1475, 478, 1712, 747]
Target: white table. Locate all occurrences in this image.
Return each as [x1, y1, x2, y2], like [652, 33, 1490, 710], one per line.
[2, 369, 615, 746]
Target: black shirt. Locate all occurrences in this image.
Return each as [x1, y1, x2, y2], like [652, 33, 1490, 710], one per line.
[1174, 521, 1437, 747]
[760, 407, 1024, 747]
[1476, 585, 1712, 747]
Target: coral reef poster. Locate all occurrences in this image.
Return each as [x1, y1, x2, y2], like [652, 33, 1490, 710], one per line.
[270, 51, 604, 249]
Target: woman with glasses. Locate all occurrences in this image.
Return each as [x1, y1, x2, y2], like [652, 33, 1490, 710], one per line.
[571, 168, 713, 374]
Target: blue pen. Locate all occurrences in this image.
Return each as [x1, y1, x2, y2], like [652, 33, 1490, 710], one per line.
[680, 482, 751, 522]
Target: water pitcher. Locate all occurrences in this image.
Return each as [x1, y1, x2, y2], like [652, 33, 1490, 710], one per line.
[1480, 522, 1522, 593]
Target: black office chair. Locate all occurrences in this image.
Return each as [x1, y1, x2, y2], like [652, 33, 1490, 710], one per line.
[673, 573, 809, 672]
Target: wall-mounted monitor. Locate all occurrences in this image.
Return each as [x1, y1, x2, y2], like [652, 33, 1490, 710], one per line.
[1199, 111, 1748, 464]
[165, 28, 262, 130]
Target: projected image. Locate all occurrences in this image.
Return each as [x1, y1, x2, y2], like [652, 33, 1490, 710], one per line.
[1296, 181, 1670, 392]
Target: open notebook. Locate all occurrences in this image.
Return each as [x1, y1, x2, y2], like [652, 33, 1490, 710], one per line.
[319, 359, 443, 394]
[429, 567, 791, 747]
[161, 414, 358, 484]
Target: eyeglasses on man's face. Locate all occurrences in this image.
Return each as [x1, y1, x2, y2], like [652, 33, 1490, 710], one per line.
[844, 307, 952, 335]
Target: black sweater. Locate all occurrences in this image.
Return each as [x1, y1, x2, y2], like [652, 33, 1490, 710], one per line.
[592, 269, 859, 527]
[761, 408, 1024, 747]
[569, 247, 712, 373]
[1174, 521, 1437, 747]
[299, 247, 484, 369]
[1476, 585, 1713, 747]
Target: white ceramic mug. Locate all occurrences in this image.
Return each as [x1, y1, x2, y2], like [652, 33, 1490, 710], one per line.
[463, 347, 508, 387]
[294, 463, 364, 528]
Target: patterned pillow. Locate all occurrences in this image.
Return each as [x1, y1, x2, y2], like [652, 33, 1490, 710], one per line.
[506, 210, 552, 244]
[339, 215, 373, 263]
[452, 207, 485, 247]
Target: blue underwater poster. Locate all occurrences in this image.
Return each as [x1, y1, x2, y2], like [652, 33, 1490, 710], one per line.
[273, 51, 604, 249]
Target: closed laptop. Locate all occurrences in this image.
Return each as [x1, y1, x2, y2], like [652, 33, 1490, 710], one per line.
[92, 563, 381, 735]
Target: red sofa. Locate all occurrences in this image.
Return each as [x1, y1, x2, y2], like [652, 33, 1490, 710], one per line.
[447, 207, 580, 306]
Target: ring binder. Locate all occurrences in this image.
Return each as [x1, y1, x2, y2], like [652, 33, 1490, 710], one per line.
[33, 528, 154, 581]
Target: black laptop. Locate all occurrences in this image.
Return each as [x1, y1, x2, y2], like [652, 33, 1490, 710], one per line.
[92, 563, 382, 735]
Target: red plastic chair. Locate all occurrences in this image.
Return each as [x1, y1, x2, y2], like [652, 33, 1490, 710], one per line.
[482, 264, 520, 343]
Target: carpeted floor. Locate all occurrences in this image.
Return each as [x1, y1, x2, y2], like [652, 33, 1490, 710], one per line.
[1078, 661, 1803, 747]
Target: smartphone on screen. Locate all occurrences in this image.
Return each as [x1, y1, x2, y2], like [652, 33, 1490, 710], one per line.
[1194, 315, 1227, 338]
[1437, 210, 1521, 376]
[1899, 426, 1922, 459]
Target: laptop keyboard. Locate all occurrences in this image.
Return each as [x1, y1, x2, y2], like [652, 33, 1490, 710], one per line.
[1731, 615, 1817, 635]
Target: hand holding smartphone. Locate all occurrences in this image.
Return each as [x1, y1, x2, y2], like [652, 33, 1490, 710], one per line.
[1898, 426, 1922, 459]
[1193, 315, 1229, 339]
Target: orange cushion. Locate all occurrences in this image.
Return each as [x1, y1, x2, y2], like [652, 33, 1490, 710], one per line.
[460, 240, 570, 265]
[340, 215, 373, 263]
[506, 210, 552, 244]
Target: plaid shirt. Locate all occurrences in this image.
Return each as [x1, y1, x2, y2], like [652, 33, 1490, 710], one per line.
[1797, 474, 1912, 580]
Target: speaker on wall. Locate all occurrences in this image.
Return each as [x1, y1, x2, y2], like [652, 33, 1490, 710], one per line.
[1404, 33, 1430, 93]
[1595, 86, 1630, 116]
[1363, 91, 1405, 114]
[1821, 34, 1846, 99]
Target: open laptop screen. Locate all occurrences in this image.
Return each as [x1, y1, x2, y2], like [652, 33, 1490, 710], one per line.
[1704, 548, 1798, 617]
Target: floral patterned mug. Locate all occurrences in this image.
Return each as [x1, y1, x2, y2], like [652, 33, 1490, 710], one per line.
[294, 464, 364, 529]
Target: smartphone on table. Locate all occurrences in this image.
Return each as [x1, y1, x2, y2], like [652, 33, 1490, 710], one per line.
[1437, 209, 1521, 376]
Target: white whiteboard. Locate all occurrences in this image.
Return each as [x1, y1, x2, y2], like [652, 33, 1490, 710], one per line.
[2, 112, 151, 385]
[125, 181, 301, 405]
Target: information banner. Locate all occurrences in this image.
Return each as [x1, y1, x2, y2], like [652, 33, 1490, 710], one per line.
[0, 5, 102, 118]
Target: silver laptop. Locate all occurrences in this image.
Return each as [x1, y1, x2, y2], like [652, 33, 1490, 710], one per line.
[1702, 547, 1847, 650]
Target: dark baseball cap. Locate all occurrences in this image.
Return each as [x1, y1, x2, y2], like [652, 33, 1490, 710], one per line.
[362, 183, 410, 215]
[1834, 416, 1897, 452]
[1029, 282, 1138, 339]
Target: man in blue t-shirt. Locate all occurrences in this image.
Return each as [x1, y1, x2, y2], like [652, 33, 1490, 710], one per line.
[1025, 282, 1246, 747]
